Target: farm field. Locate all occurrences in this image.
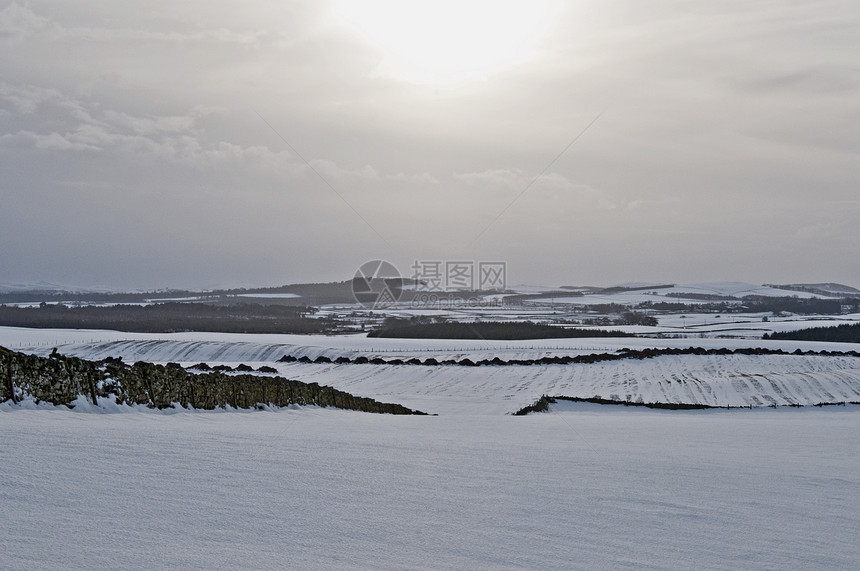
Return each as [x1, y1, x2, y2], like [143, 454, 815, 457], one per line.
[2, 323, 860, 569]
[4, 326, 860, 414]
[2, 401, 859, 570]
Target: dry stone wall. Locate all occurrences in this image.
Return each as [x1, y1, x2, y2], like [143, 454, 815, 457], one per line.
[0, 346, 424, 415]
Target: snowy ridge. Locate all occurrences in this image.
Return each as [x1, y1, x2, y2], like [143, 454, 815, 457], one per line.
[524, 281, 839, 307]
[42, 339, 306, 363]
[18, 333, 860, 366]
[669, 281, 828, 298]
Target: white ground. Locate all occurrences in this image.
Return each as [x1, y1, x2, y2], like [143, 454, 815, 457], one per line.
[4, 327, 860, 414]
[1, 404, 859, 569]
[314, 304, 860, 340]
[524, 281, 832, 303]
[2, 326, 860, 569]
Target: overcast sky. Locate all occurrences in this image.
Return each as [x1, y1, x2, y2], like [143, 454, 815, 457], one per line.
[2, 1, 859, 290]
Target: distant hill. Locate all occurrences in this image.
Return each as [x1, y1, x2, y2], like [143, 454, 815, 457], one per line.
[0, 280, 359, 307]
[764, 283, 860, 297]
[0, 281, 93, 294]
[3, 279, 858, 309]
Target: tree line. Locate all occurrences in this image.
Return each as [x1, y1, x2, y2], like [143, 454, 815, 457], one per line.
[0, 302, 342, 334]
[764, 322, 860, 343]
[368, 319, 634, 340]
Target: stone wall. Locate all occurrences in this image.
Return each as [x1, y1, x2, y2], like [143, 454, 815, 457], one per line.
[279, 346, 860, 367]
[0, 346, 425, 415]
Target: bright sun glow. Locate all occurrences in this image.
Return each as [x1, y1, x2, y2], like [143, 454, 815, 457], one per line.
[333, 0, 560, 84]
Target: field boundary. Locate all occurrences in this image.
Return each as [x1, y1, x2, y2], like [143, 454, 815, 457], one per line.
[277, 346, 860, 367]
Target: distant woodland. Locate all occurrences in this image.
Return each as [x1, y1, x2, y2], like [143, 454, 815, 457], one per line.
[764, 323, 860, 343]
[368, 320, 634, 340]
[0, 303, 341, 334]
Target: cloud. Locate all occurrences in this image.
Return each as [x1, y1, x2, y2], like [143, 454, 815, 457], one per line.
[0, 82, 299, 172]
[0, 130, 99, 151]
[0, 3, 50, 41]
[454, 168, 603, 198]
[0, 83, 66, 114]
[102, 111, 195, 135]
[1, 0, 859, 288]
[0, 78, 447, 202]
[0, 3, 262, 45]
[385, 171, 440, 185]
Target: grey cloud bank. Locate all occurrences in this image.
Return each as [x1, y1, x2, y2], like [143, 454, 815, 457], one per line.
[1, 1, 858, 290]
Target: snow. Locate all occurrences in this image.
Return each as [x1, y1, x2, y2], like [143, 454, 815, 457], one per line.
[233, 293, 300, 299]
[3, 324, 860, 568]
[3, 326, 860, 416]
[526, 281, 836, 307]
[530, 291, 708, 306]
[788, 283, 860, 295]
[266, 351, 860, 414]
[506, 284, 577, 294]
[653, 313, 860, 337]
[669, 281, 828, 298]
[0, 281, 74, 293]
[612, 281, 670, 289]
[7, 325, 860, 362]
[1, 405, 859, 569]
[143, 296, 210, 302]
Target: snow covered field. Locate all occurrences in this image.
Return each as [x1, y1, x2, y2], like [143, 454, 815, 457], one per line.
[1, 404, 859, 569]
[274, 353, 860, 414]
[3, 327, 860, 414]
[3, 325, 860, 568]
